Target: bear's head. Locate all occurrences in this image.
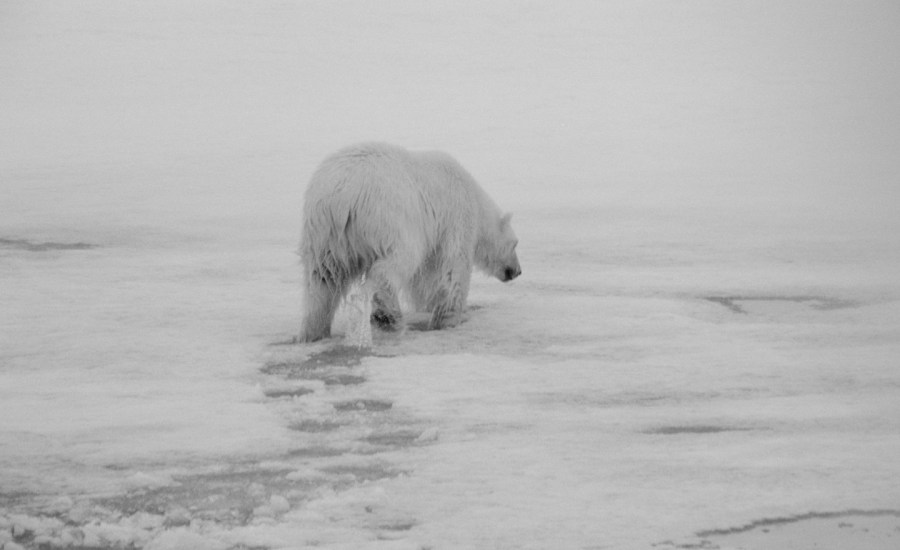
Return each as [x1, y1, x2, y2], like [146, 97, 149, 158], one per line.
[477, 212, 521, 282]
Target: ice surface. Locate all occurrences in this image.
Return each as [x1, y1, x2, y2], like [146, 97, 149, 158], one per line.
[2, 1, 900, 549]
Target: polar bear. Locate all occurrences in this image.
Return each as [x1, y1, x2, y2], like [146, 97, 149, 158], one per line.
[298, 142, 521, 343]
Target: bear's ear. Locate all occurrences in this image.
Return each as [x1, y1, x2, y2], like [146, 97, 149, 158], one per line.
[500, 212, 513, 228]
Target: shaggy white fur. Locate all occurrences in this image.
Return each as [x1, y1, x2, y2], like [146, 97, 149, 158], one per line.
[298, 142, 520, 342]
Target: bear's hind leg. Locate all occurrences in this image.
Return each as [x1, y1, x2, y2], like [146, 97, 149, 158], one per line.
[364, 256, 417, 332]
[299, 272, 343, 343]
[371, 287, 402, 331]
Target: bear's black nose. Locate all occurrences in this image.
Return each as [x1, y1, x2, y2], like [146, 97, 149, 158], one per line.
[504, 267, 521, 281]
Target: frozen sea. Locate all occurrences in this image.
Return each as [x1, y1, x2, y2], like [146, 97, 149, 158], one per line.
[2, 2, 900, 549]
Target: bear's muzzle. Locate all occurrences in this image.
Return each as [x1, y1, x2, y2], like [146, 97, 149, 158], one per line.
[503, 266, 521, 282]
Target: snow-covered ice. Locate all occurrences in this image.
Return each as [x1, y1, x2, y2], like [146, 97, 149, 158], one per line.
[2, 1, 900, 549]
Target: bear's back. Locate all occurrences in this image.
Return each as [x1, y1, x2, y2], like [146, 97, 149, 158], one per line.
[305, 142, 491, 244]
[310, 142, 479, 208]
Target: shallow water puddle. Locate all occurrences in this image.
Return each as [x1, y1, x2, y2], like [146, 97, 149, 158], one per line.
[260, 346, 375, 375]
[644, 425, 755, 435]
[659, 509, 900, 550]
[263, 387, 315, 399]
[705, 295, 860, 315]
[0, 237, 98, 252]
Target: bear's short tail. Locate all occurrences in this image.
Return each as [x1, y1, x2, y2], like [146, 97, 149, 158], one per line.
[300, 208, 377, 290]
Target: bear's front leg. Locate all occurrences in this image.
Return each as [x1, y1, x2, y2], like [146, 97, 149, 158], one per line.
[428, 261, 471, 330]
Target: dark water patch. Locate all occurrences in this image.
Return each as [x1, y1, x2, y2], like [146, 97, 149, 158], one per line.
[323, 374, 367, 386]
[808, 297, 861, 310]
[267, 369, 367, 385]
[269, 338, 300, 346]
[289, 419, 345, 433]
[645, 425, 752, 435]
[533, 391, 680, 409]
[695, 508, 900, 537]
[261, 347, 390, 377]
[407, 321, 429, 332]
[362, 430, 423, 447]
[263, 387, 315, 399]
[653, 540, 717, 549]
[261, 361, 314, 377]
[0, 237, 98, 252]
[0, 491, 32, 508]
[319, 462, 405, 482]
[705, 295, 861, 314]
[284, 446, 348, 459]
[333, 399, 393, 412]
[379, 520, 416, 531]
[705, 296, 746, 314]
